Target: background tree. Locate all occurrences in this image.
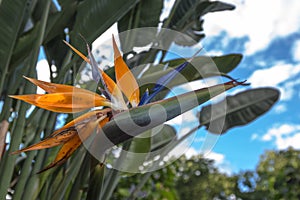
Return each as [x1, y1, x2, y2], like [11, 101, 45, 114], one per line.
[115, 148, 300, 200]
[239, 147, 300, 200]
[175, 156, 240, 200]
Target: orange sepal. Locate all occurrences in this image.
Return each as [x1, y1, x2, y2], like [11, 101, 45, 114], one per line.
[12, 109, 111, 155]
[11, 129, 77, 154]
[37, 114, 109, 173]
[23, 76, 97, 95]
[50, 108, 112, 136]
[63, 40, 90, 63]
[112, 35, 140, 107]
[9, 92, 111, 113]
[37, 135, 82, 173]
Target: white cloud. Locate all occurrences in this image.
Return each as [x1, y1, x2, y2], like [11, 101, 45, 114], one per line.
[274, 104, 287, 114]
[36, 59, 50, 94]
[204, 151, 232, 174]
[160, 0, 176, 21]
[204, 151, 224, 165]
[293, 40, 300, 62]
[168, 143, 198, 159]
[251, 133, 258, 141]
[93, 23, 118, 47]
[248, 63, 300, 87]
[179, 78, 219, 91]
[247, 63, 300, 100]
[204, 0, 300, 55]
[261, 124, 300, 149]
[166, 109, 198, 126]
[185, 147, 198, 159]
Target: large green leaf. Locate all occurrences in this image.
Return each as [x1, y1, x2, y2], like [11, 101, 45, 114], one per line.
[10, 23, 41, 70]
[0, 0, 32, 94]
[114, 124, 176, 172]
[118, 0, 164, 50]
[70, 0, 140, 53]
[165, 0, 234, 46]
[150, 124, 176, 152]
[199, 87, 280, 134]
[116, 131, 152, 173]
[88, 81, 243, 158]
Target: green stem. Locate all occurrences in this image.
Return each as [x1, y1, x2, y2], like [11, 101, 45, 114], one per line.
[86, 155, 105, 200]
[22, 112, 56, 200]
[13, 111, 50, 200]
[52, 148, 87, 200]
[101, 141, 132, 200]
[127, 173, 151, 200]
[0, 88, 28, 199]
[68, 153, 90, 200]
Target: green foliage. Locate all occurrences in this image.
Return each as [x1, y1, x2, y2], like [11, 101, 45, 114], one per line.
[175, 156, 240, 200]
[240, 148, 300, 199]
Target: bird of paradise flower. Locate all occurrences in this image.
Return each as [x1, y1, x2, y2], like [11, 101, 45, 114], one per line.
[10, 35, 247, 172]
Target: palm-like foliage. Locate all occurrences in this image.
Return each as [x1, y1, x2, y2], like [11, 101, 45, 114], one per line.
[0, 0, 279, 199]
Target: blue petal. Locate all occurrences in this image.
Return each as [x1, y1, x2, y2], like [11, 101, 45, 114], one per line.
[138, 88, 149, 106]
[140, 61, 189, 105]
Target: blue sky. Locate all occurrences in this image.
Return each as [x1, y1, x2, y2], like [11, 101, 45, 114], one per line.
[192, 0, 300, 174]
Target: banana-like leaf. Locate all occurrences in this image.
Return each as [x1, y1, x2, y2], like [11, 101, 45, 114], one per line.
[116, 131, 152, 173]
[117, 0, 164, 50]
[199, 87, 280, 134]
[163, 53, 242, 75]
[10, 23, 41, 70]
[88, 81, 243, 158]
[70, 0, 139, 53]
[150, 124, 176, 152]
[0, 0, 32, 93]
[167, 0, 235, 46]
